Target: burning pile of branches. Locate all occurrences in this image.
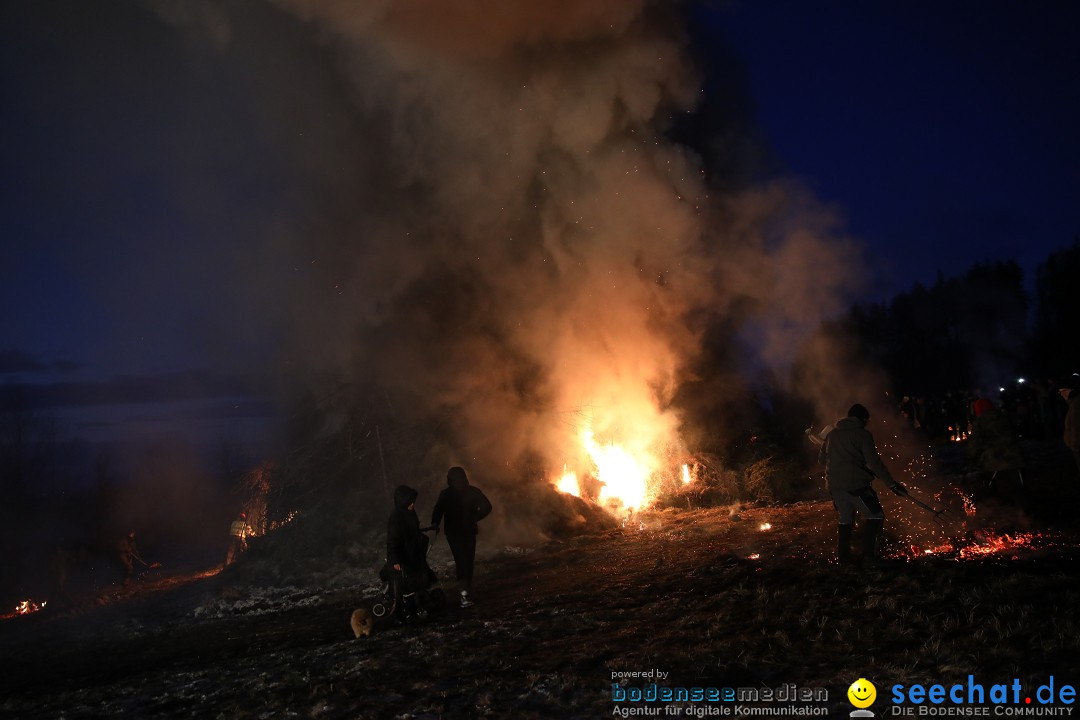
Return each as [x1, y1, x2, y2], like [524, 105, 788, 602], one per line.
[2, 599, 46, 620]
[550, 433, 812, 520]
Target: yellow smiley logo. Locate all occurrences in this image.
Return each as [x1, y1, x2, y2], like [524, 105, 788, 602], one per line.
[848, 678, 877, 708]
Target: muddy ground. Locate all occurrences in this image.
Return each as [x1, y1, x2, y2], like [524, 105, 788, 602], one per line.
[3, 452, 1080, 719]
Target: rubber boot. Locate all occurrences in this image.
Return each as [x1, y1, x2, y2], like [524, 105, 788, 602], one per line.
[862, 519, 884, 568]
[836, 524, 854, 566]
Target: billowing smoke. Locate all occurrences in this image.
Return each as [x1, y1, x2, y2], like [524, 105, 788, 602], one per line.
[151, 0, 868, 503]
[264, 0, 705, 475]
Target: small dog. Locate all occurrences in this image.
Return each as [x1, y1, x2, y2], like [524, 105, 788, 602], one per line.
[350, 607, 374, 638]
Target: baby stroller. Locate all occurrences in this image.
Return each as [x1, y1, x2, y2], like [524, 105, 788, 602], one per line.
[372, 526, 446, 623]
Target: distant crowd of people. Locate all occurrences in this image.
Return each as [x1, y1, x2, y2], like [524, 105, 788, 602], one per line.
[894, 377, 1074, 443]
[894, 374, 1080, 478]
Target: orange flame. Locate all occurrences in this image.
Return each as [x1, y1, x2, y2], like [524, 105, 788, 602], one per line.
[554, 466, 581, 497]
[584, 428, 653, 510]
[550, 377, 686, 512]
[14, 599, 45, 615]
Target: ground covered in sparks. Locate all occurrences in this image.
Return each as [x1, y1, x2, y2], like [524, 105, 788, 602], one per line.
[3, 448, 1080, 719]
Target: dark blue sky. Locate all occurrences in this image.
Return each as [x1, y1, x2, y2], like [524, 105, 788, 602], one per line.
[2, 1, 307, 385]
[2, 0, 1078, 396]
[710, 0, 1080, 300]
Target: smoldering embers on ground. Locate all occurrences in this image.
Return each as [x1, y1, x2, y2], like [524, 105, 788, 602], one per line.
[3, 479, 1080, 719]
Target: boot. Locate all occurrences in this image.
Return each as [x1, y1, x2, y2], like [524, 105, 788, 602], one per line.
[862, 519, 884, 567]
[836, 524, 854, 565]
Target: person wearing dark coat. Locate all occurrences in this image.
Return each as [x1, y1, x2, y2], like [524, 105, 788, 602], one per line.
[115, 530, 143, 586]
[968, 397, 1023, 486]
[225, 512, 251, 566]
[1060, 375, 1080, 476]
[818, 404, 907, 568]
[384, 485, 430, 621]
[431, 466, 492, 607]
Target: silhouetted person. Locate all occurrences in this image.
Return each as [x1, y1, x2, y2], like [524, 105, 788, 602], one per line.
[225, 512, 251, 566]
[969, 397, 1023, 487]
[1060, 376, 1080, 476]
[431, 466, 492, 607]
[1038, 379, 1062, 439]
[115, 530, 142, 586]
[383, 485, 431, 622]
[898, 395, 916, 427]
[819, 404, 907, 568]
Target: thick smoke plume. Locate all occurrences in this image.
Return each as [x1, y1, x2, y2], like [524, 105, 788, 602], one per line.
[148, 0, 867, 503]
[258, 0, 864, 487]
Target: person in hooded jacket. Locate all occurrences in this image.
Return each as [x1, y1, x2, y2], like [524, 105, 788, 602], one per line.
[818, 404, 907, 568]
[967, 397, 1023, 486]
[383, 485, 431, 622]
[1060, 375, 1080, 476]
[431, 466, 492, 607]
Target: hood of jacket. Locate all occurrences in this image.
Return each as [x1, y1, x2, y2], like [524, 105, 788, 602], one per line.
[393, 485, 418, 510]
[447, 466, 469, 491]
[835, 416, 865, 431]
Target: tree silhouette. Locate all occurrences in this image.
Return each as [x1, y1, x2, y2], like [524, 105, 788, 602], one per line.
[845, 260, 1028, 394]
[1030, 239, 1080, 379]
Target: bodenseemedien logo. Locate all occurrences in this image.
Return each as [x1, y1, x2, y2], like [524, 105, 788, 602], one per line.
[849, 678, 877, 718]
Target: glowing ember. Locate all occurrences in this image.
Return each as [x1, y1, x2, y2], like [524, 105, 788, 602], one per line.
[681, 464, 693, 485]
[898, 530, 1042, 561]
[269, 510, 301, 531]
[958, 531, 1038, 559]
[747, 553, 761, 560]
[953, 488, 977, 517]
[759, 522, 772, 531]
[555, 466, 581, 497]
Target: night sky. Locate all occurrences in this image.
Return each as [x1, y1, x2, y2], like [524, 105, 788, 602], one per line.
[2, 0, 1078, 451]
[712, 1, 1080, 300]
